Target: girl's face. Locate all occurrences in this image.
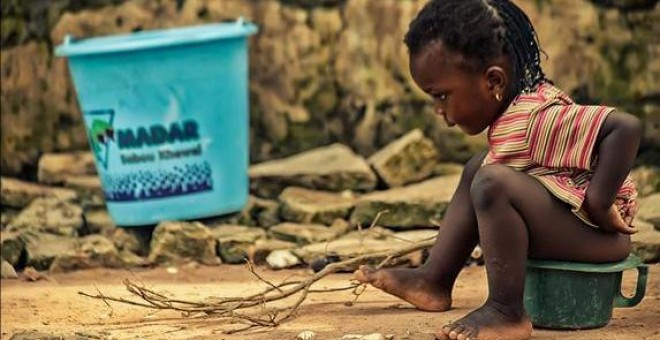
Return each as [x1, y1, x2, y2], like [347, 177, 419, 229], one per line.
[410, 41, 509, 135]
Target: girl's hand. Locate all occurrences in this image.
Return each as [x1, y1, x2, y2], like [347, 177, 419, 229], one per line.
[619, 199, 638, 229]
[584, 199, 637, 235]
[601, 204, 637, 235]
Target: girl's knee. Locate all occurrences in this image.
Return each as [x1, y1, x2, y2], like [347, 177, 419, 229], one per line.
[460, 151, 488, 183]
[470, 164, 513, 209]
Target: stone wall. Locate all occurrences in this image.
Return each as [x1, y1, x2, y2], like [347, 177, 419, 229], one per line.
[2, 0, 658, 176]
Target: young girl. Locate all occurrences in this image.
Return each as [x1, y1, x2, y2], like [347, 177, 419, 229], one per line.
[354, 1, 642, 339]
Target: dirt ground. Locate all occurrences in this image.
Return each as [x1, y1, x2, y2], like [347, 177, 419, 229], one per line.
[1, 263, 658, 340]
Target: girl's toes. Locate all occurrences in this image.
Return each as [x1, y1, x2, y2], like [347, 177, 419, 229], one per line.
[448, 324, 465, 339]
[438, 323, 463, 339]
[457, 327, 476, 340]
[353, 265, 375, 283]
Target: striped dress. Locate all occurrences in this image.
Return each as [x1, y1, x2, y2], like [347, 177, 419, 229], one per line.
[483, 82, 637, 227]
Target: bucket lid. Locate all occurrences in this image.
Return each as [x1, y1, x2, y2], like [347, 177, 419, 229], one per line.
[55, 18, 258, 57]
[526, 254, 643, 273]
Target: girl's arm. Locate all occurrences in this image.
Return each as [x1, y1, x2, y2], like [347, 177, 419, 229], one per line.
[583, 111, 642, 234]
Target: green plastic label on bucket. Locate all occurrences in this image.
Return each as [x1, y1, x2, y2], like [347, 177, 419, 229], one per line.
[56, 20, 258, 226]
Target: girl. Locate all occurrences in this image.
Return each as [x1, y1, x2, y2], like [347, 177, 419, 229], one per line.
[354, 1, 641, 339]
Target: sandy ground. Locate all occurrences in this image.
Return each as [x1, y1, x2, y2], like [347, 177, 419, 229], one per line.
[1, 263, 659, 340]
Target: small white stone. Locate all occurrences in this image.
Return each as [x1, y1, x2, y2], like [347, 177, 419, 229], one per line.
[296, 330, 316, 340]
[1, 260, 18, 279]
[266, 249, 301, 269]
[341, 190, 356, 199]
[362, 333, 385, 340]
[166, 266, 178, 274]
[341, 335, 364, 340]
[471, 245, 483, 259]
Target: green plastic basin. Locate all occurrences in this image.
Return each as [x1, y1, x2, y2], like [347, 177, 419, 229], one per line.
[524, 254, 648, 329]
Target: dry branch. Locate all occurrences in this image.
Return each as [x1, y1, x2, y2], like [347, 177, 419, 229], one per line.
[79, 212, 436, 334]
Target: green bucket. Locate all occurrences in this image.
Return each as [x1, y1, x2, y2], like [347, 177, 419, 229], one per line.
[524, 255, 648, 329]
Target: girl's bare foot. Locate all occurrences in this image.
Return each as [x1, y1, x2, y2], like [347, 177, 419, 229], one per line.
[353, 265, 451, 312]
[435, 302, 532, 340]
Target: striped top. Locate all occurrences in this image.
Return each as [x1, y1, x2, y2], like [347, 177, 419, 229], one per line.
[483, 82, 637, 227]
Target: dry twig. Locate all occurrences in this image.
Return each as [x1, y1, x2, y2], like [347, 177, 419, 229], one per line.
[79, 211, 436, 334]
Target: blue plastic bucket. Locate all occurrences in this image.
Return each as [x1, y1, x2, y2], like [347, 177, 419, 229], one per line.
[55, 20, 258, 226]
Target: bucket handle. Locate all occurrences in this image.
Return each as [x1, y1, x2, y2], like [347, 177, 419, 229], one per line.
[614, 264, 648, 308]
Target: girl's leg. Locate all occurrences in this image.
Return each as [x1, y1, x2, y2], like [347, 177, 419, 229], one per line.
[354, 152, 486, 311]
[439, 165, 630, 340]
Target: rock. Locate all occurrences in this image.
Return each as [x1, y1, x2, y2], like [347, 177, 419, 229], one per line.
[247, 238, 298, 264]
[6, 198, 84, 236]
[637, 193, 660, 231]
[114, 226, 153, 256]
[350, 175, 460, 229]
[118, 249, 149, 267]
[23, 233, 77, 271]
[632, 220, 660, 263]
[311, 7, 342, 37]
[342, 334, 385, 340]
[84, 209, 115, 235]
[391, 229, 438, 243]
[37, 152, 96, 184]
[468, 245, 484, 266]
[1, 41, 88, 177]
[206, 196, 281, 228]
[296, 330, 316, 340]
[21, 266, 47, 282]
[431, 162, 465, 177]
[269, 222, 338, 245]
[108, 228, 145, 256]
[64, 175, 105, 207]
[1, 231, 25, 267]
[236, 195, 281, 228]
[368, 129, 439, 188]
[1, 259, 18, 279]
[266, 249, 301, 269]
[0, 177, 77, 208]
[50, 235, 122, 272]
[9, 330, 91, 340]
[279, 187, 356, 224]
[391, 230, 437, 267]
[294, 238, 410, 271]
[210, 225, 267, 264]
[75, 234, 121, 266]
[148, 221, 219, 265]
[631, 166, 660, 197]
[341, 226, 395, 240]
[341, 335, 364, 340]
[249, 144, 377, 198]
[210, 225, 267, 240]
[1, 208, 19, 229]
[643, 109, 660, 149]
[328, 218, 354, 236]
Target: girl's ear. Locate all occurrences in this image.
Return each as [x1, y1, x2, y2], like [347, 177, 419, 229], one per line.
[484, 66, 508, 99]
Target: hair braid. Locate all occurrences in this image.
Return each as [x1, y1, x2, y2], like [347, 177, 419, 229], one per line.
[489, 0, 547, 93]
[404, 0, 548, 95]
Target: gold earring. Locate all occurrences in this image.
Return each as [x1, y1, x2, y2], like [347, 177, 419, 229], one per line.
[495, 93, 502, 102]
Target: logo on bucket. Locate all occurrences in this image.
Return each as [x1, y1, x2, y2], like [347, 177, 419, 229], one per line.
[85, 109, 204, 169]
[86, 109, 115, 170]
[84, 109, 213, 202]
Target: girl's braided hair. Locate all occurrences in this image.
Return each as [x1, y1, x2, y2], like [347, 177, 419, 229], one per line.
[404, 0, 547, 94]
